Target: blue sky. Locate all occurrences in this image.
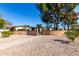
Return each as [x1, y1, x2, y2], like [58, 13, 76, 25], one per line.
[0, 3, 79, 27]
[0, 3, 45, 27]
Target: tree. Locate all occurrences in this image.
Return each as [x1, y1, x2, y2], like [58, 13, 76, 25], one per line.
[61, 11, 78, 30]
[37, 3, 78, 30]
[37, 24, 42, 28]
[0, 18, 5, 29]
[37, 24, 43, 35]
[0, 15, 12, 29]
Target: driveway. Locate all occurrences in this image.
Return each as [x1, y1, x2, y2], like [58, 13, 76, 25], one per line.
[0, 35, 79, 56]
[0, 35, 39, 50]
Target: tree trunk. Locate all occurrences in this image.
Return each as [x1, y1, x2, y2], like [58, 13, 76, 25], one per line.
[63, 24, 66, 30]
[67, 24, 70, 30]
[53, 23, 56, 30]
[55, 24, 58, 30]
[55, 19, 58, 30]
[54, 23, 58, 30]
[64, 26, 66, 30]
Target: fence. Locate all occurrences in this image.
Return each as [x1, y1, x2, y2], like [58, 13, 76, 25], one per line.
[13, 31, 27, 35]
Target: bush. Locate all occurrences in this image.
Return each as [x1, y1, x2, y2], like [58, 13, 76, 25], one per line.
[2, 31, 11, 37]
[65, 30, 75, 42]
[65, 26, 78, 42]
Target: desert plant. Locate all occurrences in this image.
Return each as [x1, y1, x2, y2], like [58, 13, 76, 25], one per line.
[65, 25, 78, 42]
[2, 31, 11, 37]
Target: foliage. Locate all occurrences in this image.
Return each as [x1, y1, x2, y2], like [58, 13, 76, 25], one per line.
[2, 31, 11, 37]
[0, 18, 5, 29]
[61, 11, 78, 30]
[65, 25, 78, 42]
[0, 15, 12, 29]
[37, 3, 78, 30]
[46, 24, 52, 30]
[37, 24, 43, 28]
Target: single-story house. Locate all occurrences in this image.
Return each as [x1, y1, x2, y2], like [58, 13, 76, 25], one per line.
[14, 25, 32, 31]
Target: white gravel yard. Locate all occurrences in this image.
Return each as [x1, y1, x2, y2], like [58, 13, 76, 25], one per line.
[0, 35, 79, 56]
[0, 35, 39, 50]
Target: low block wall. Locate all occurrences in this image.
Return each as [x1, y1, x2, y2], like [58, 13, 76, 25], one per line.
[42, 29, 50, 35]
[13, 31, 27, 35]
[49, 30, 65, 36]
[42, 30, 65, 36]
[27, 29, 65, 36]
[27, 30, 37, 35]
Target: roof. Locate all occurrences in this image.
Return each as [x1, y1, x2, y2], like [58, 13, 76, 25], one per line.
[14, 25, 32, 28]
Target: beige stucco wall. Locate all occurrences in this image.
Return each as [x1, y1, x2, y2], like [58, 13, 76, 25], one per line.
[15, 27, 25, 31]
[13, 31, 27, 35]
[49, 30, 65, 36]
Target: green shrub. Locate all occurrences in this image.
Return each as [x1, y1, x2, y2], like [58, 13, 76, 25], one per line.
[65, 26, 78, 42]
[65, 30, 75, 42]
[2, 31, 11, 37]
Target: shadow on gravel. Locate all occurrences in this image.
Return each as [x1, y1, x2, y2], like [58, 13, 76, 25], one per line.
[54, 39, 69, 44]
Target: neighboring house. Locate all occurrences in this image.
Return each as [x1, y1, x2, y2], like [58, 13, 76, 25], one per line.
[15, 25, 32, 31]
[26, 25, 32, 31]
[4, 20, 13, 31]
[0, 20, 13, 31]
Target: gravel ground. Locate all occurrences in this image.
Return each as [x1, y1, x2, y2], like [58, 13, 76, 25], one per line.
[0, 35, 79, 56]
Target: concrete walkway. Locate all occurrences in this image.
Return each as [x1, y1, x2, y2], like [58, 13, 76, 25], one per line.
[0, 35, 40, 50]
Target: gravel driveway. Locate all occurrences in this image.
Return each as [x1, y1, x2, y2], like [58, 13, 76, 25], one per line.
[0, 35, 79, 56]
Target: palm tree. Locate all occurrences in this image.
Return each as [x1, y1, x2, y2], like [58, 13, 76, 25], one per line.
[37, 24, 43, 35]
